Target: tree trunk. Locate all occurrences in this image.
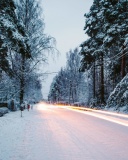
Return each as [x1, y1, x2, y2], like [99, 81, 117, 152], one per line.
[20, 55, 25, 105]
[93, 62, 96, 99]
[100, 52, 105, 104]
[121, 50, 126, 78]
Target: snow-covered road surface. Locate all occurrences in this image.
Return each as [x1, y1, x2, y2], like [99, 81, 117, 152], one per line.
[67, 106, 128, 127]
[0, 103, 128, 160]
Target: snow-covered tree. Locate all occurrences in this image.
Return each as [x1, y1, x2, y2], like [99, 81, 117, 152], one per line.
[103, 0, 128, 78]
[16, 0, 55, 65]
[80, 0, 106, 105]
[80, 0, 128, 108]
[49, 48, 87, 104]
[0, 0, 30, 75]
[107, 73, 128, 111]
[15, 0, 55, 104]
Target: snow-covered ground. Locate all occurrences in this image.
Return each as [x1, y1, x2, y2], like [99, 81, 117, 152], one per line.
[0, 103, 128, 160]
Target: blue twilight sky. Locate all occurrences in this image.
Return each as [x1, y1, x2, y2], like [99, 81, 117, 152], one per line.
[41, 0, 93, 99]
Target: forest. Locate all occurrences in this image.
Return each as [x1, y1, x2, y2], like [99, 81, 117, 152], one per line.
[0, 0, 55, 107]
[0, 0, 127, 111]
[48, 0, 128, 112]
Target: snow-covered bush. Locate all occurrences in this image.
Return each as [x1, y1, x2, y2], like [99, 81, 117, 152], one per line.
[107, 74, 128, 111]
[0, 107, 9, 114]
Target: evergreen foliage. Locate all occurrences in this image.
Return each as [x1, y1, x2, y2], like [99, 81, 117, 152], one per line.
[107, 74, 128, 111]
[0, 0, 30, 75]
[80, 0, 128, 109]
[48, 48, 87, 104]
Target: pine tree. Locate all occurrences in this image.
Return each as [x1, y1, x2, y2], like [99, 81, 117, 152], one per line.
[103, 0, 128, 78]
[80, 0, 128, 107]
[80, 0, 106, 105]
[0, 0, 30, 75]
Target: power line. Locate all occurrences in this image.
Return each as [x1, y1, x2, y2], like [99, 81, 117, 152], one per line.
[43, 72, 58, 75]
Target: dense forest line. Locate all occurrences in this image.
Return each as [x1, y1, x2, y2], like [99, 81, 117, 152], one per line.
[48, 0, 128, 111]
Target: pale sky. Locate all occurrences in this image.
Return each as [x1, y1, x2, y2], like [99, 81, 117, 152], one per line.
[41, 0, 93, 99]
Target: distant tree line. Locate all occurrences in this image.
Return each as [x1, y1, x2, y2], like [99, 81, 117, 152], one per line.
[0, 0, 55, 105]
[48, 48, 88, 105]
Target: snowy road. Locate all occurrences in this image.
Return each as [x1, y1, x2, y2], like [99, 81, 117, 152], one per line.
[0, 103, 128, 160]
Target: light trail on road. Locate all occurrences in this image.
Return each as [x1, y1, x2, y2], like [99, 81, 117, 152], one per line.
[67, 108, 128, 126]
[71, 106, 128, 118]
[37, 102, 128, 127]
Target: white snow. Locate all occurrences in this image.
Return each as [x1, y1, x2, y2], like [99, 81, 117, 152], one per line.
[0, 103, 128, 160]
